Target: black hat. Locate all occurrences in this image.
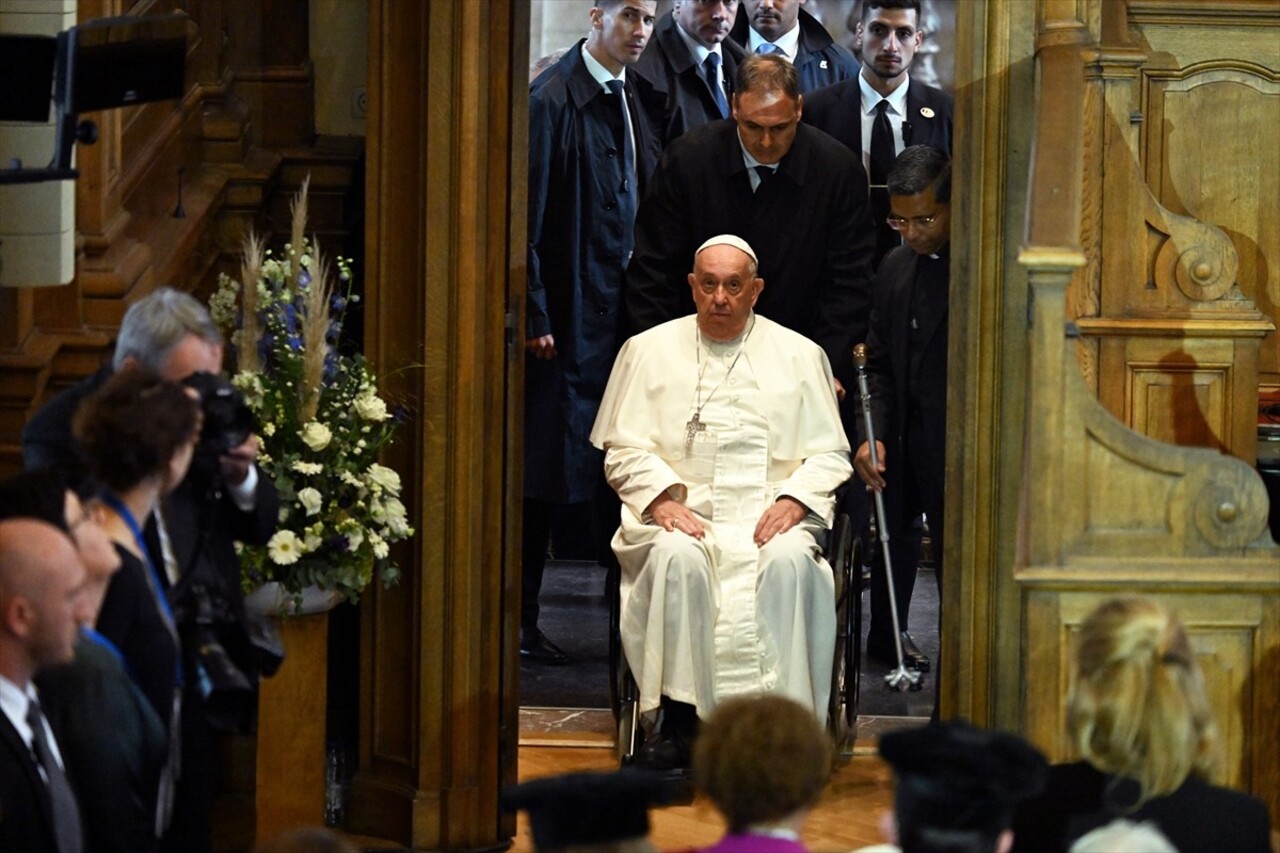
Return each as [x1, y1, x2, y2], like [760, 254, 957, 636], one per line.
[0, 469, 69, 531]
[501, 769, 675, 849]
[879, 720, 1048, 843]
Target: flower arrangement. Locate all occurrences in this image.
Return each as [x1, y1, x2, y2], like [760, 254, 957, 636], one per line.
[209, 180, 413, 604]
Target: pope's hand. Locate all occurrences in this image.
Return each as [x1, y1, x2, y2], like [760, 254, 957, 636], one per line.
[646, 492, 705, 540]
[754, 497, 808, 547]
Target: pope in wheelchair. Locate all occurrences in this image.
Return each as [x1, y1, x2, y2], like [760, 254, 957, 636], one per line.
[590, 234, 852, 770]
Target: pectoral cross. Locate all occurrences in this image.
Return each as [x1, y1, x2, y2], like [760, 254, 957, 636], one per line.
[685, 412, 706, 448]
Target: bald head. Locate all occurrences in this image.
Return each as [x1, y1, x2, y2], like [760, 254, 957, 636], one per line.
[0, 519, 87, 681]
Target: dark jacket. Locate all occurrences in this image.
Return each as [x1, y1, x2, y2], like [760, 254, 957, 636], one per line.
[801, 75, 954, 156]
[625, 119, 875, 384]
[1011, 761, 1272, 853]
[526, 42, 659, 503]
[729, 7, 859, 94]
[631, 12, 746, 147]
[0, 702, 63, 852]
[37, 634, 168, 853]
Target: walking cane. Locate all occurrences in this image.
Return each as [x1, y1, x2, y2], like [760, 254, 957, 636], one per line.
[853, 343, 922, 692]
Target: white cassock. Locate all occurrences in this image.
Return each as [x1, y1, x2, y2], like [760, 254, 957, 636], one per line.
[590, 314, 851, 720]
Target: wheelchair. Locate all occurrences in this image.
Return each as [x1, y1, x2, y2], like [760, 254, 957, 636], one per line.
[607, 511, 867, 764]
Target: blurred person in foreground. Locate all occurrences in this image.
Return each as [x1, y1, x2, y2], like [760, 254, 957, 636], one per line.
[1011, 596, 1271, 852]
[22, 286, 278, 853]
[0, 512, 91, 853]
[71, 370, 203, 845]
[502, 768, 676, 852]
[690, 693, 833, 852]
[858, 719, 1047, 853]
[0, 470, 167, 853]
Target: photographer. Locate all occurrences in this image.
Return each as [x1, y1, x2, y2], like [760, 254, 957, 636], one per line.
[23, 286, 279, 853]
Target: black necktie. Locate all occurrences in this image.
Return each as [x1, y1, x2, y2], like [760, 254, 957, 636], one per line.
[869, 100, 897, 261]
[606, 80, 637, 224]
[703, 53, 729, 119]
[27, 697, 83, 853]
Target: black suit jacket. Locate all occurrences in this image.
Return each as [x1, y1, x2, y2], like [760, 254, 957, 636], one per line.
[632, 12, 746, 147]
[625, 119, 875, 382]
[855, 245, 949, 512]
[0, 705, 60, 852]
[801, 75, 954, 157]
[729, 7, 859, 94]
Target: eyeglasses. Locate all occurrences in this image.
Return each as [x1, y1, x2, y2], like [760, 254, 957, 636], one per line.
[696, 279, 748, 296]
[885, 214, 939, 231]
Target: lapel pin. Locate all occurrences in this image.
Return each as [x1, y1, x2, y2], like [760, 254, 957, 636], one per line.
[820, 60, 829, 69]
[920, 106, 935, 118]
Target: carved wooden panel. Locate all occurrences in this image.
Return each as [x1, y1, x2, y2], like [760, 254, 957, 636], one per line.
[1132, 6, 1280, 391]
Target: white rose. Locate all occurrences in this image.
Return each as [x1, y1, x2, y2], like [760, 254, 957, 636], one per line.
[366, 464, 401, 495]
[300, 421, 332, 451]
[298, 487, 323, 516]
[355, 393, 390, 421]
[267, 530, 303, 565]
[383, 497, 411, 537]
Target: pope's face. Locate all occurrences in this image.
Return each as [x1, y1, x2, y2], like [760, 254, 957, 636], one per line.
[688, 244, 763, 341]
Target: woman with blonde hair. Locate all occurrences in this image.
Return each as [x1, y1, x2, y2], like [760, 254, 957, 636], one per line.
[1012, 596, 1270, 852]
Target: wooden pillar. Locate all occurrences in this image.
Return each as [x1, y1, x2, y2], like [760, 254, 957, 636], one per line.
[346, 2, 527, 849]
[255, 612, 330, 842]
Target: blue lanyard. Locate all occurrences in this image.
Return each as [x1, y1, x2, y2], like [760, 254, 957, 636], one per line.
[99, 493, 175, 624]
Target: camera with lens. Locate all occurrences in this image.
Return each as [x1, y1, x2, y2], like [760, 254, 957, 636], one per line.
[182, 370, 255, 479]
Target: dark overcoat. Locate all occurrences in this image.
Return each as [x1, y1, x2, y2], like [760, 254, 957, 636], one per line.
[526, 43, 659, 503]
[729, 7, 859, 94]
[631, 12, 746, 147]
[624, 119, 875, 384]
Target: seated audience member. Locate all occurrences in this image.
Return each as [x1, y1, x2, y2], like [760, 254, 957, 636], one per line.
[592, 234, 851, 770]
[72, 369, 202, 840]
[0, 470, 167, 853]
[0, 511, 91, 853]
[502, 768, 676, 852]
[1068, 819, 1176, 853]
[869, 719, 1048, 853]
[1011, 596, 1272, 852]
[691, 694, 833, 852]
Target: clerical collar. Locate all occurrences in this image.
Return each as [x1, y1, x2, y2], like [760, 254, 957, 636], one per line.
[748, 22, 800, 61]
[859, 70, 909, 118]
[744, 825, 801, 841]
[580, 43, 625, 92]
[673, 20, 720, 64]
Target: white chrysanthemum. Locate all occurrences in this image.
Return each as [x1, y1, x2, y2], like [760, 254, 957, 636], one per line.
[267, 530, 303, 565]
[366, 464, 401, 495]
[354, 393, 389, 421]
[339, 470, 363, 488]
[300, 421, 332, 451]
[370, 532, 389, 559]
[261, 422, 276, 437]
[298, 487, 323, 516]
[291, 461, 323, 475]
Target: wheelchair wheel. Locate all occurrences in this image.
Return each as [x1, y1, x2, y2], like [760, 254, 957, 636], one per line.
[827, 517, 860, 753]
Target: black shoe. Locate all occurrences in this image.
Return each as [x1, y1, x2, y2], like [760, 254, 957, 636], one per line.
[634, 728, 692, 771]
[866, 632, 930, 672]
[520, 627, 569, 664]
